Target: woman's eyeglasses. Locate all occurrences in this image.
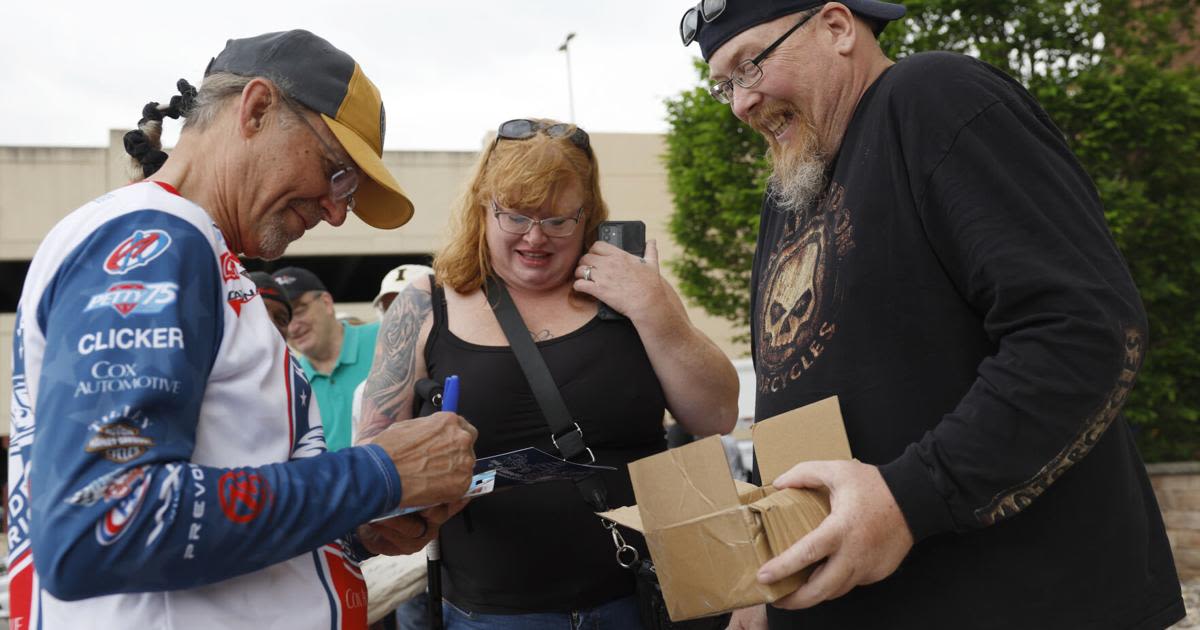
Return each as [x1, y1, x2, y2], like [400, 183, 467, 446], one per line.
[494, 119, 591, 155]
[492, 200, 584, 238]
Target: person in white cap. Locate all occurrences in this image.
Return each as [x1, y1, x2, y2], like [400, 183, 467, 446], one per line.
[353, 264, 434, 431]
[373, 264, 435, 319]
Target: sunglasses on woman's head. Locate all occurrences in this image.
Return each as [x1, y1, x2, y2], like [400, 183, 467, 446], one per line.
[494, 119, 591, 155]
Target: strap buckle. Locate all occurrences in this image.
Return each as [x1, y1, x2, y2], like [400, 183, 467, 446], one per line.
[552, 422, 596, 464]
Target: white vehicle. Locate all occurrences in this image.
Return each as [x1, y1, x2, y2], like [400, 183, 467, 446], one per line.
[731, 358, 756, 478]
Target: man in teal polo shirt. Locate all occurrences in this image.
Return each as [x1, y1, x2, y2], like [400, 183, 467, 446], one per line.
[273, 266, 378, 451]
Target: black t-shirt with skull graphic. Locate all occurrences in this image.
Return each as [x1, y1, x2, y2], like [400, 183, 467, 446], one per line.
[750, 52, 1182, 629]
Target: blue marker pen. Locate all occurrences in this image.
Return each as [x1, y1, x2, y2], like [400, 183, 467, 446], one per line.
[369, 374, 469, 524]
[442, 375, 460, 413]
[428, 373, 459, 630]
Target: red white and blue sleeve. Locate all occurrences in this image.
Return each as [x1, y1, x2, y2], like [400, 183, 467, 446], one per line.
[28, 209, 402, 601]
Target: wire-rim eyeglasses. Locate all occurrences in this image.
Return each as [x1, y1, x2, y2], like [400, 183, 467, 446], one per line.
[708, 10, 819, 104]
[282, 99, 360, 214]
[491, 200, 585, 238]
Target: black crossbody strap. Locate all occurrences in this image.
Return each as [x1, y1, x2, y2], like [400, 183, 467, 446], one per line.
[485, 275, 608, 512]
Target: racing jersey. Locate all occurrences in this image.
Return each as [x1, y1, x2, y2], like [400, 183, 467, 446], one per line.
[8, 181, 403, 630]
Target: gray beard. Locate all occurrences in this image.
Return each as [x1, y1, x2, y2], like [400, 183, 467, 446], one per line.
[767, 155, 828, 215]
[255, 212, 294, 260]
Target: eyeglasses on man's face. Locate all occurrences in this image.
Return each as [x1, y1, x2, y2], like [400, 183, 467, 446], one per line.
[494, 119, 591, 155]
[708, 10, 819, 105]
[289, 291, 326, 319]
[283, 99, 360, 214]
[679, 0, 726, 45]
[491, 200, 584, 238]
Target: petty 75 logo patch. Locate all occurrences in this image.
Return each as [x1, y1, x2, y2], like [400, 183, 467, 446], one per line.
[85, 282, 178, 317]
[104, 229, 172, 275]
[218, 470, 273, 523]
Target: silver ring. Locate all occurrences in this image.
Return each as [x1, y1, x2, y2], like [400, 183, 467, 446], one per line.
[583, 265, 594, 282]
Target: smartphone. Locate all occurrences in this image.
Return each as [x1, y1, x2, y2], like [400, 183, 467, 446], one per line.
[596, 221, 646, 321]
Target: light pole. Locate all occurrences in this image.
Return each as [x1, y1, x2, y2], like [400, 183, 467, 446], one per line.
[557, 32, 576, 123]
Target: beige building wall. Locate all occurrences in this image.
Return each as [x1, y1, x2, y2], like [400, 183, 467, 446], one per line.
[289, 149, 479, 256]
[0, 131, 749, 436]
[1, 313, 12, 437]
[1, 146, 108, 261]
[589, 132, 748, 362]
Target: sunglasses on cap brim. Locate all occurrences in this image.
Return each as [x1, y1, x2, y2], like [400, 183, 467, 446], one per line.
[680, 0, 727, 45]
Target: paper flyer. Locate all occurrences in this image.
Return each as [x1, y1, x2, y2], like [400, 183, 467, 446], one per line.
[371, 446, 614, 522]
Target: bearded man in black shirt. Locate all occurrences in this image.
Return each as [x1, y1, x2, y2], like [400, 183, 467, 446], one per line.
[679, 1, 1185, 628]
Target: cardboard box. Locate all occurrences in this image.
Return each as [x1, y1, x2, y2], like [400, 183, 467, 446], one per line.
[600, 396, 851, 621]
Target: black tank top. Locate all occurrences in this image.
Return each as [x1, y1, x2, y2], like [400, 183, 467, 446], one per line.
[427, 281, 667, 613]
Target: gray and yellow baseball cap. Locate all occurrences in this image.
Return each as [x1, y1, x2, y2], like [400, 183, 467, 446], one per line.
[206, 30, 414, 229]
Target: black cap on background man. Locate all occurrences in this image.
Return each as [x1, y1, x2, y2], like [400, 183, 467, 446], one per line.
[271, 266, 328, 301]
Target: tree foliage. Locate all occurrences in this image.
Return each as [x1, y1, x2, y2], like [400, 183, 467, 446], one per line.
[663, 0, 1199, 460]
[663, 61, 768, 340]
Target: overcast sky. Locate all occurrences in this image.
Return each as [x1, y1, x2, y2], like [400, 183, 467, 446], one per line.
[0, 1, 708, 152]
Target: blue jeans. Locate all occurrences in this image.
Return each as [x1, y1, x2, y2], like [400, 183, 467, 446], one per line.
[442, 595, 643, 630]
[396, 591, 429, 630]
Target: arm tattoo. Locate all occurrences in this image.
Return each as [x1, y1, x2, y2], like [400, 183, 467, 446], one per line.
[357, 286, 433, 441]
